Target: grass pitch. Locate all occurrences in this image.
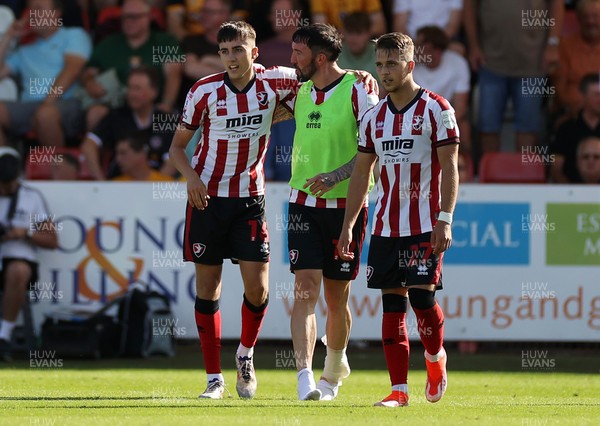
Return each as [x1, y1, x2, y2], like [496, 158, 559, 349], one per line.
[1, 345, 599, 426]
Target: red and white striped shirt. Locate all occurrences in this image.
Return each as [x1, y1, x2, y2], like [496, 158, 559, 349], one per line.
[358, 89, 460, 237]
[181, 64, 297, 197]
[285, 76, 379, 208]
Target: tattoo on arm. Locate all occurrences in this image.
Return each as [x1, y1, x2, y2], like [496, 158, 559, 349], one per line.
[326, 155, 357, 187]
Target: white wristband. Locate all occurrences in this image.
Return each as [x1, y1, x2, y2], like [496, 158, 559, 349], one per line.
[437, 211, 453, 225]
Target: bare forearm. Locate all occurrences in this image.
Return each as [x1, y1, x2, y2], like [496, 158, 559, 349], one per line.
[329, 155, 357, 186]
[342, 166, 371, 230]
[82, 139, 105, 180]
[463, 0, 479, 48]
[440, 163, 458, 213]
[30, 228, 58, 249]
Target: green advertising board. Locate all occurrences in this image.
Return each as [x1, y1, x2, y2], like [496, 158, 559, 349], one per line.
[547, 203, 600, 265]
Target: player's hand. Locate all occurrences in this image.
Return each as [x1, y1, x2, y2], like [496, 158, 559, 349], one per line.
[186, 174, 210, 210]
[303, 173, 336, 197]
[468, 46, 485, 71]
[2, 227, 27, 241]
[431, 220, 452, 255]
[353, 70, 379, 96]
[337, 228, 355, 261]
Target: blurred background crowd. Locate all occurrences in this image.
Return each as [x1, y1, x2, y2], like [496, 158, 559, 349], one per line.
[0, 0, 598, 184]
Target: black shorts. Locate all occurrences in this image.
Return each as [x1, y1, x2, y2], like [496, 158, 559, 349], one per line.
[287, 203, 367, 281]
[367, 233, 443, 290]
[183, 195, 270, 265]
[0, 258, 39, 291]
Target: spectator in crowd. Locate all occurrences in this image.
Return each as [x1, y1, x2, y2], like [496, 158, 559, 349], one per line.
[177, 0, 229, 108]
[81, 66, 177, 180]
[0, 147, 58, 362]
[0, 0, 92, 147]
[393, 0, 463, 50]
[576, 136, 600, 183]
[258, 0, 301, 68]
[166, 0, 247, 41]
[413, 25, 471, 152]
[554, 0, 600, 116]
[464, 0, 564, 153]
[111, 133, 174, 181]
[50, 152, 80, 180]
[337, 12, 380, 89]
[310, 0, 386, 36]
[80, 0, 182, 131]
[550, 73, 600, 182]
[260, 0, 302, 182]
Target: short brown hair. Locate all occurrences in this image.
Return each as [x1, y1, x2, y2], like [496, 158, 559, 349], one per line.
[374, 32, 415, 62]
[416, 25, 449, 51]
[217, 21, 256, 44]
[128, 65, 160, 91]
[342, 12, 371, 34]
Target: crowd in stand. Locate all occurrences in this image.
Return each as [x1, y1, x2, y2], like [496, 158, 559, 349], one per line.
[0, 0, 598, 184]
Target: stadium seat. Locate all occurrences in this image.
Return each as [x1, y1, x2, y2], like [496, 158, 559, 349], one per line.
[478, 152, 547, 183]
[26, 147, 94, 180]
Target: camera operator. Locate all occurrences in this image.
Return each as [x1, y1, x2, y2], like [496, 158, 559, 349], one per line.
[0, 148, 58, 362]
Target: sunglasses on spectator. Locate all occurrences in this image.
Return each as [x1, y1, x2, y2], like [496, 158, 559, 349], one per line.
[122, 13, 148, 20]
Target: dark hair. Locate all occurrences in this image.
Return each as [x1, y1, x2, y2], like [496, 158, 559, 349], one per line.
[579, 72, 600, 94]
[342, 12, 371, 34]
[292, 23, 343, 62]
[374, 32, 415, 62]
[128, 65, 160, 91]
[0, 152, 21, 183]
[117, 131, 150, 154]
[416, 25, 449, 51]
[217, 21, 256, 44]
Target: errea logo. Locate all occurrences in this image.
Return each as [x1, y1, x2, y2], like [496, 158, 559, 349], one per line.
[306, 111, 321, 129]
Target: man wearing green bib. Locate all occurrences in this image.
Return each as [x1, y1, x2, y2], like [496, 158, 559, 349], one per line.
[285, 24, 379, 401]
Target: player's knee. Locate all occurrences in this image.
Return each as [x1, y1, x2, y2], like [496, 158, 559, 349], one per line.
[382, 293, 408, 313]
[4, 261, 32, 288]
[294, 276, 320, 303]
[244, 289, 268, 308]
[243, 293, 269, 312]
[194, 297, 219, 314]
[408, 288, 436, 310]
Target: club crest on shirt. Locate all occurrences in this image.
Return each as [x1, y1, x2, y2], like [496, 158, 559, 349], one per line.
[257, 91, 268, 106]
[193, 243, 206, 257]
[441, 110, 457, 129]
[412, 115, 424, 131]
[289, 249, 299, 264]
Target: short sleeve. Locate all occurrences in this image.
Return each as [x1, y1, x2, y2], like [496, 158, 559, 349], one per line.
[181, 86, 208, 129]
[64, 28, 92, 60]
[432, 101, 460, 146]
[358, 108, 376, 153]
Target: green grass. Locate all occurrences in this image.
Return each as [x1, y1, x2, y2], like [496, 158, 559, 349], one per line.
[1, 346, 599, 425]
